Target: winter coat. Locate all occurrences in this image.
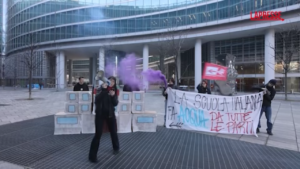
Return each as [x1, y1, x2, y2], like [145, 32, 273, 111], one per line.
[197, 85, 211, 94]
[73, 83, 89, 91]
[95, 88, 118, 119]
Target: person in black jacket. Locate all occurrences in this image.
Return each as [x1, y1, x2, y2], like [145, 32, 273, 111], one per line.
[73, 77, 89, 91]
[257, 79, 277, 135]
[162, 78, 175, 126]
[123, 83, 140, 92]
[88, 82, 119, 163]
[197, 80, 211, 94]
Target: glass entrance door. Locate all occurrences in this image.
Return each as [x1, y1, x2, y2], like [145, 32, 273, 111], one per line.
[236, 78, 245, 92]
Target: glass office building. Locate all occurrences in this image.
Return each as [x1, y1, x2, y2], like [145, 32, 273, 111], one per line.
[2, 0, 300, 91]
[6, 0, 300, 53]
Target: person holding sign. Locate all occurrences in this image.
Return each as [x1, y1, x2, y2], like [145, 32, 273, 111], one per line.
[163, 78, 175, 127]
[88, 80, 120, 163]
[197, 80, 211, 94]
[257, 79, 277, 135]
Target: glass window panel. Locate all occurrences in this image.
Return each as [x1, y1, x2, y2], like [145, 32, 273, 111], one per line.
[55, 27, 60, 40]
[78, 9, 84, 22]
[66, 26, 71, 38]
[78, 25, 84, 37]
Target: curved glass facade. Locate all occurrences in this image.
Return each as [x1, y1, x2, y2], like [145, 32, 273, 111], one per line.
[6, 0, 300, 53]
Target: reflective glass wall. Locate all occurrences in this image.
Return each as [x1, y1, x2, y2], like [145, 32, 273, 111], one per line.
[214, 33, 300, 92]
[6, 0, 300, 53]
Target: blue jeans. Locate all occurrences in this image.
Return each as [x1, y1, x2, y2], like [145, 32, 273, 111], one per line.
[258, 106, 273, 131]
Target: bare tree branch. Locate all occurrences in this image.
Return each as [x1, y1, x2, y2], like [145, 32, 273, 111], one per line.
[156, 25, 187, 85]
[269, 24, 300, 100]
[19, 33, 43, 99]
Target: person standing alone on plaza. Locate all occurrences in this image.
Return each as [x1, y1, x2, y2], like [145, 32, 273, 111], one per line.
[39, 81, 43, 90]
[73, 77, 89, 91]
[257, 79, 277, 135]
[88, 79, 120, 163]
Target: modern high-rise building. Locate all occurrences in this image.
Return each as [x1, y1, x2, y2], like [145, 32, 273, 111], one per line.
[2, 0, 300, 92]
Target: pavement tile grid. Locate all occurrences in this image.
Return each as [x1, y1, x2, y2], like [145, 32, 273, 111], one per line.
[0, 116, 300, 169]
[0, 89, 65, 125]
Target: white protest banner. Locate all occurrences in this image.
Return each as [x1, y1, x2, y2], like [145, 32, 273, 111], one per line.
[166, 89, 263, 136]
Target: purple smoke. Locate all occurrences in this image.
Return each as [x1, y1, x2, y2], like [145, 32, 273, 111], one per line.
[105, 63, 115, 77]
[142, 69, 167, 88]
[117, 54, 141, 88]
[104, 53, 167, 89]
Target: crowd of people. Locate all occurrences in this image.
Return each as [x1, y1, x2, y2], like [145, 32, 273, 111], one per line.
[72, 75, 277, 163]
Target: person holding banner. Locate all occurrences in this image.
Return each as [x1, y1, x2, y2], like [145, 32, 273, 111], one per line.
[163, 78, 175, 127]
[197, 80, 211, 94]
[89, 79, 120, 163]
[257, 79, 277, 135]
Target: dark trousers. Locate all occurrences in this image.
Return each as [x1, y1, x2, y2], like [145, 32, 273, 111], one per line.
[258, 106, 273, 132]
[89, 116, 119, 159]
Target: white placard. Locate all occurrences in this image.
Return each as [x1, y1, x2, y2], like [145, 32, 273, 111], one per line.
[166, 89, 263, 136]
[116, 113, 132, 133]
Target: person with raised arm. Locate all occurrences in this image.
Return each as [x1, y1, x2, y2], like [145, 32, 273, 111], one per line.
[88, 77, 120, 163]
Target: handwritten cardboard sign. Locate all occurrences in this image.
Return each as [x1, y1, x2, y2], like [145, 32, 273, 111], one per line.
[202, 62, 228, 81]
[166, 89, 263, 136]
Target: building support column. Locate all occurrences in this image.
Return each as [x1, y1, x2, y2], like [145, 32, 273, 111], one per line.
[264, 29, 275, 84]
[195, 39, 202, 91]
[176, 53, 181, 85]
[68, 59, 72, 84]
[143, 44, 149, 90]
[89, 57, 93, 85]
[99, 48, 105, 86]
[65, 56, 67, 86]
[56, 51, 65, 89]
[92, 56, 97, 86]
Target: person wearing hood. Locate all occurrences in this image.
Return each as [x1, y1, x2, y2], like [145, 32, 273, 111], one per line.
[197, 80, 211, 94]
[88, 79, 119, 163]
[162, 78, 175, 127]
[257, 79, 277, 135]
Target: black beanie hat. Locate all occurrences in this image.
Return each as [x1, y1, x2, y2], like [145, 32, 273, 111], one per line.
[268, 79, 277, 86]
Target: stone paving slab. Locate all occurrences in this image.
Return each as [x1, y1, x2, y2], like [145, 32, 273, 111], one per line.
[0, 161, 30, 169]
[0, 88, 300, 152]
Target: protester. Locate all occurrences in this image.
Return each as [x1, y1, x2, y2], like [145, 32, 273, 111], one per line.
[197, 80, 211, 94]
[88, 81, 120, 163]
[257, 79, 277, 135]
[107, 76, 119, 96]
[39, 81, 43, 90]
[162, 78, 175, 127]
[73, 77, 89, 91]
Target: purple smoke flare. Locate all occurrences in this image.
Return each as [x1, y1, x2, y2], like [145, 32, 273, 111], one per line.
[117, 54, 141, 88]
[142, 69, 167, 88]
[104, 53, 167, 89]
[105, 63, 115, 77]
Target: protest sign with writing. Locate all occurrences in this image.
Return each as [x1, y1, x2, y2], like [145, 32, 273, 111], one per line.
[202, 63, 228, 81]
[166, 89, 263, 136]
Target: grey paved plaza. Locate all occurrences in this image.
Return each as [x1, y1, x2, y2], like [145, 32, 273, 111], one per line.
[0, 88, 300, 168]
